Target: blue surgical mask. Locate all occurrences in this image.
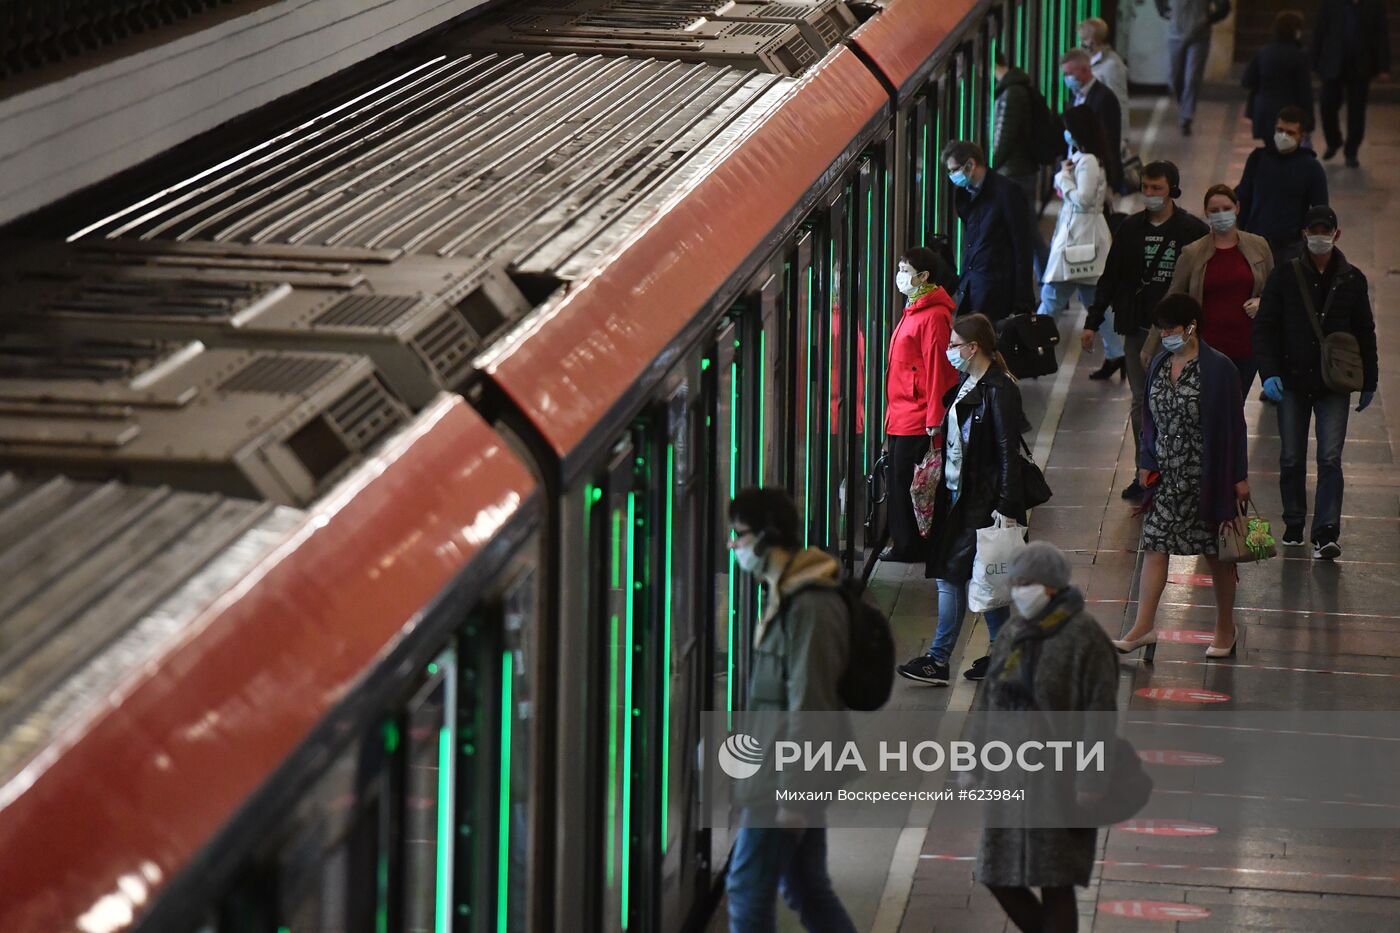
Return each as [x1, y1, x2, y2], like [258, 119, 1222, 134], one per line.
[1306, 233, 1335, 255]
[1143, 195, 1167, 212]
[946, 346, 972, 372]
[1063, 129, 1076, 148]
[1063, 74, 1082, 94]
[949, 168, 971, 189]
[1207, 210, 1237, 232]
[1162, 325, 1193, 354]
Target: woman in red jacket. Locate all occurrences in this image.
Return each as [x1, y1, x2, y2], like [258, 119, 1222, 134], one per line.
[883, 246, 959, 561]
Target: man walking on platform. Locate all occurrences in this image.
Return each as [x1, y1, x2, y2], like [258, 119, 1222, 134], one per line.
[1312, 0, 1391, 168]
[991, 52, 1050, 281]
[943, 140, 1035, 321]
[1236, 106, 1329, 263]
[1157, 0, 1232, 135]
[1254, 206, 1379, 559]
[1059, 48, 1122, 184]
[1081, 161, 1208, 501]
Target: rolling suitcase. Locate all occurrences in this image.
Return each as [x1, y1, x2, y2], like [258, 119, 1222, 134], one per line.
[996, 313, 1060, 379]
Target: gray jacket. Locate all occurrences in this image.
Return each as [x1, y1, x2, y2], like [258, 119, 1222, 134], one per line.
[737, 547, 850, 808]
[1158, 0, 1215, 42]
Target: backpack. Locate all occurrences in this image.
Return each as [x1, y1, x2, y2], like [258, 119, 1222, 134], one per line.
[782, 579, 896, 711]
[1028, 86, 1064, 167]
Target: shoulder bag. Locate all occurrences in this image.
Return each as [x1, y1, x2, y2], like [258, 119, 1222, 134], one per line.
[1291, 259, 1364, 393]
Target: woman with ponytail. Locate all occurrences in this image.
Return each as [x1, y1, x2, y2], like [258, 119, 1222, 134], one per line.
[898, 314, 1034, 686]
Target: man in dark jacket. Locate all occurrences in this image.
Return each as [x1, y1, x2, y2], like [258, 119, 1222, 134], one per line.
[1312, 0, 1392, 167]
[1255, 206, 1379, 559]
[943, 139, 1034, 321]
[1082, 161, 1208, 500]
[725, 487, 858, 932]
[991, 53, 1049, 281]
[1236, 106, 1329, 262]
[1060, 48, 1123, 183]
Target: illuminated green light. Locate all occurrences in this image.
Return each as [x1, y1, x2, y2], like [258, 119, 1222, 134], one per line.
[621, 491, 637, 930]
[826, 238, 835, 549]
[591, 486, 603, 504]
[989, 38, 997, 150]
[758, 330, 766, 481]
[606, 611, 619, 886]
[661, 446, 675, 852]
[382, 720, 400, 755]
[701, 357, 711, 371]
[611, 510, 622, 589]
[728, 355, 739, 718]
[435, 722, 453, 933]
[428, 662, 439, 675]
[378, 842, 390, 933]
[920, 118, 930, 240]
[864, 183, 874, 474]
[496, 653, 512, 933]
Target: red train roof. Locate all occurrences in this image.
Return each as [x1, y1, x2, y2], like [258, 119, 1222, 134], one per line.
[851, 0, 976, 98]
[0, 396, 537, 933]
[477, 47, 887, 463]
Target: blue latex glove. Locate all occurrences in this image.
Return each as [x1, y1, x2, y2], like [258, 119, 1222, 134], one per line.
[1356, 391, 1375, 413]
[1262, 376, 1284, 402]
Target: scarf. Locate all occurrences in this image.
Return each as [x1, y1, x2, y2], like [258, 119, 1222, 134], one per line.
[987, 587, 1086, 711]
[907, 282, 939, 304]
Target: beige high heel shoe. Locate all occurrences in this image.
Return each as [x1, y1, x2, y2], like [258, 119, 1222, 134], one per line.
[1112, 630, 1157, 662]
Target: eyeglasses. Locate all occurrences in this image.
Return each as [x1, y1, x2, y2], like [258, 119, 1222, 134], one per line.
[948, 341, 970, 349]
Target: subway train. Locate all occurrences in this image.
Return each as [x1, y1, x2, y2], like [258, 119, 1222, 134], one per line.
[0, 0, 1098, 930]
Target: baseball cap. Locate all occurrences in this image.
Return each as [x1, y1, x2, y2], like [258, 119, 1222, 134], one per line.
[1303, 205, 1338, 230]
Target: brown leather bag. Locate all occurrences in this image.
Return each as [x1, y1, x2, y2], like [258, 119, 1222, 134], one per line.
[1291, 259, 1364, 394]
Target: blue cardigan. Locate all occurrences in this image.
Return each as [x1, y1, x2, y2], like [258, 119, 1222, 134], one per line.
[1140, 341, 1249, 526]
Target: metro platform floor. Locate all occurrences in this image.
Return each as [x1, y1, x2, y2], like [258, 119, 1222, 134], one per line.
[712, 93, 1400, 932]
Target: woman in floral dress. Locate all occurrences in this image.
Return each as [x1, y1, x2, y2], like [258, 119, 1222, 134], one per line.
[1113, 294, 1250, 659]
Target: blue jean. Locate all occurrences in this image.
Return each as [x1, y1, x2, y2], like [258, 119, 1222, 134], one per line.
[1277, 389, 1350, 536]
[1038, 281, 1123, 359]
[927, 578, 1011, 663]
[727, 826, 857, 933]
[1168, 35, 1209, 122]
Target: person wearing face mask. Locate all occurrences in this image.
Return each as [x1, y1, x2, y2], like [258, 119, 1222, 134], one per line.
[1038, 107, 1120, 378]
[1168, 185, 1274, 393]
[724, 486, 859, 933]
[1083, 162, 1208, 501]
[1058, 49, 1122, 186]
[971, 542, 1118, 933]
[898, 314, 1032, 686]
[1253, 206, 1379, 559]
[883, 247, 959, 562]
[1077, 18, 1129, 119]
[1242, 12, 1315, 143]
[1115, 294, 1250, 660]
[1236, 106, 1329, 264]
[942, 140, 1035, 321]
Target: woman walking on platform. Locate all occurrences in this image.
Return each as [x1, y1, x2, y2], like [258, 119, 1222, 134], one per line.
[1170, 184, 1275, 393]
[1115, 294, 1250, 660]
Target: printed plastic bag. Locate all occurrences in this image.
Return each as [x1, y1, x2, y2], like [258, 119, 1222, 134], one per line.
[967, 514, 1028, 612]
[911, 447, 943, 537]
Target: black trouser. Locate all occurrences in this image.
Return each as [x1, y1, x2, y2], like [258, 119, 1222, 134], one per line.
[1320, 76, 1372, 157]
[887, 433, 931, 557]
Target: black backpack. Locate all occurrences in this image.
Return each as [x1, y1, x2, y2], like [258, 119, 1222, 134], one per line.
[1028, 87, 1064, 167]
[782, 579, 896, 711]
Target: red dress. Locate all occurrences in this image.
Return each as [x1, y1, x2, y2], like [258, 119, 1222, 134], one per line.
[1198, 246, 1255, 360]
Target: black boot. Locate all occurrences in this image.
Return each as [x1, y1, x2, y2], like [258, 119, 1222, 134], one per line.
[1088, 357, 1125, 381]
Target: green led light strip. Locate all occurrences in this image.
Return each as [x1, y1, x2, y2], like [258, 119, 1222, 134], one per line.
[606, 608, 619, 888]
[496, 653, 512, 933]
[434, 721, 452, 933]
[727, 357, 739, 718]
[758, 330, 766, 481]
[920, 119, 929, 241]
[863, 183, 873, 475]
[1016, 6, 1024, 69]
[620, 491, 637, 931]
[880, 167, 891, 437]
[989, 38, 997, 150]
[661, 445, 675, 853]
[825, 239, 835, 549]
[803, 264, 814, 546]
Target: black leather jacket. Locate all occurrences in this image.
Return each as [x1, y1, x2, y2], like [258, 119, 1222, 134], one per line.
[926, 368, 1030, 584]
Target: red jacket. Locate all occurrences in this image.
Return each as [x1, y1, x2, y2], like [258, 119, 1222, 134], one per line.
[884, 288, 957, 435]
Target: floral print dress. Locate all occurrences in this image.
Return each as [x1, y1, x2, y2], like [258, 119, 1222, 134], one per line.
[1142, 358, 1216, 556]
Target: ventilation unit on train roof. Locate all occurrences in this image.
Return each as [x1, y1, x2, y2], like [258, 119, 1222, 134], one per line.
[0, 338, 409, 505]
[0, 471, 298, 782]
[457, 1, 823, 75]
[1, 240, 531, 407]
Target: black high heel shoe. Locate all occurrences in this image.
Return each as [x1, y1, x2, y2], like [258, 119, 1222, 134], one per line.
[1089, 357, 1126, 381]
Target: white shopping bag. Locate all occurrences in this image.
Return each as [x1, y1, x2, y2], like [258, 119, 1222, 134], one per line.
[967, 514, 1028, 613]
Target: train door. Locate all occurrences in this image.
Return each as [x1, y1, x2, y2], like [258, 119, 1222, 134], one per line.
[855, 145, 895, 568]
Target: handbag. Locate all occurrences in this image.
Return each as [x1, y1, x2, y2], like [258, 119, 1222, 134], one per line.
[910, 447, 942, 537]
[1216, 501, 1277, 564]
[1291, 259, 1364, 393]
[968, 514, 1028, 612]
[1018, 436, 1053, 510]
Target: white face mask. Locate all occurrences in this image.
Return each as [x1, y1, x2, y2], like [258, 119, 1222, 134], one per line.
[734, 541, 765, 575]
[1306, 233, 1335, 256]
[896, 270, 914, 296]
[946, 346, 972, 372]
[1011, 584, 1052, 619]
[1207, 210, 1237, 233]
[1274, 131, 1299, 153]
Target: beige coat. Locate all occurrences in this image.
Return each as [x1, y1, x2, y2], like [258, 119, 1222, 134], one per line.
[1141, 231, 1275, 367]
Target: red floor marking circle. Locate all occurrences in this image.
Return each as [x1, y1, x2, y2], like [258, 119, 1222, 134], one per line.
[1155, 629, 1216, 644]
[1098, 900, 1212, 921]
[1138, 749, 1226, 766]
[1117, 819, 1219, 837]
[1135, 687, 1230, 703]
